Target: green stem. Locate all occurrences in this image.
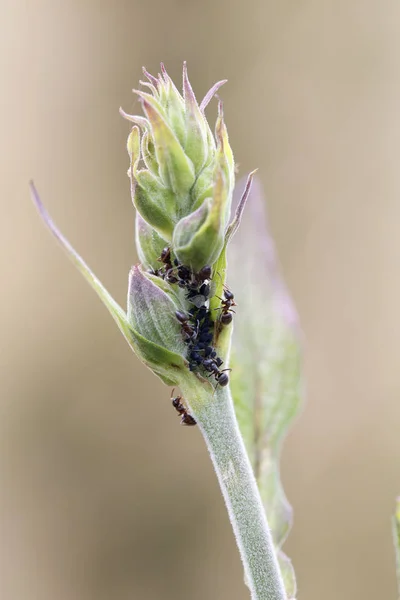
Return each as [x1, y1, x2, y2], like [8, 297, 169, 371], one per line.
[180, 377, 287, 600]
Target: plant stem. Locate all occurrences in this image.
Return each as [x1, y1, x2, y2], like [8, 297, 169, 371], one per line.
[180, 378, 287, 600]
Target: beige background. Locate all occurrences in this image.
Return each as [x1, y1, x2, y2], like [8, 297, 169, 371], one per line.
[1, 0, 400, 598]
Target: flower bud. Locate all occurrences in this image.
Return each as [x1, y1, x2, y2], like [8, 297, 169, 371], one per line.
[32, 64, 253, 392]
[121, 63, 236, 258]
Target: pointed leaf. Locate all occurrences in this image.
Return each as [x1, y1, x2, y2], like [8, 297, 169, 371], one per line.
[136, 93, 195, 198]
[133, 169, 176, 239]
[135, 212, 167, 271]
[30, 183, 186, 386]
[30, 182, 132, 346]
[200, 79, 228, 112]
[182, 62, 209, 173]
[225, 169, 258, 243]
[160, 63, 186, 146]
[142, 66, 159, 89]
[173, 168, 225, 272]
[227, 176, 302, 598]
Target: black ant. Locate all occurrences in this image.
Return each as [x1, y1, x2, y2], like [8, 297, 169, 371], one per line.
[196, 264, 212, 282]
[202, 358, 231, 387]
[216, 285, 236, 326]
[156, 246, 179, 283]
[159, 246, 171, 265]
[175, 310, 199, 342]
[158, 247, 173, 273]
[155, 250, 213, 298]
[171, 389, 197, 426]
[177, 264, 191, 283]
[216, 371, 230, 387]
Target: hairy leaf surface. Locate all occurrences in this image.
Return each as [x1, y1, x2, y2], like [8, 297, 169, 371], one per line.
[228, 177, 302, 599]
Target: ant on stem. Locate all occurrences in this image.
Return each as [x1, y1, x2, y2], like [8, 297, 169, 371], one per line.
[171, 389, 197, 426]
[214, 277, 237, 326]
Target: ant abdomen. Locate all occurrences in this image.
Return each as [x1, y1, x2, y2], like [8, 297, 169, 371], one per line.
[221, 312, 233, 325]
[175, 310, 188, 323]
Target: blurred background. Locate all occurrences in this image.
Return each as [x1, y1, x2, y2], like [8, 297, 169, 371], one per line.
[1, 0, 400, 598]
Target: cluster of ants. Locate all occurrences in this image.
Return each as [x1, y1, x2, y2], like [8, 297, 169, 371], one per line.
[151, 246, 236, 427]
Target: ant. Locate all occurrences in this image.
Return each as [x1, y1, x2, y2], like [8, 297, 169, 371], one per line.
[216, 285, 236, 326]
[202, 358, 231, 387]
[159, 246, 171, 265]
[155, 250, 213, 298]
[171, 389, 196, 426]
[175, 310, 199, 342]
[158, 247, 173, 273]
[156, 246, 179, 283]
[196, 264, 212, 283]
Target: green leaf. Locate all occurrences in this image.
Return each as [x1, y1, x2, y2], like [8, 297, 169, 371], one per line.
[227, 177, 302, 599]
[173, 171, 225, 272]
[182, 61, 209, 173]
[135, 212, 168, 271]
[127, 265, 187, 357]
[392, 497, 400, 599]
[137, 92, 196, 198]
[127, 125, 175, 239]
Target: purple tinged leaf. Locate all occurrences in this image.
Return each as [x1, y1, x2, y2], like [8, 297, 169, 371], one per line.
[132, 88, 165, 115]
[225, 168, 258, 243]
[182, 61, 197, 105]
[142, 65, 159, 88]
[160, 62, 168, 82]
[139, 80, 158, 96]
[228, 176, 302, 598]
[30, 182, 133, 349]
[182, 61, 209, 173]
[31, 182, 186, 385]
[127, 265, 186, 356]
[200, 79, 228, 112]
[119, 107, 150, 132]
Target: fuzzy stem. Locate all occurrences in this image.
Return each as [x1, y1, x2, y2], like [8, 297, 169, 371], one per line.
[180, 378, 287, 600]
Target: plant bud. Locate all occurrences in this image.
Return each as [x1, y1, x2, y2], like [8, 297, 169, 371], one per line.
[121, 63, 236, 259]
